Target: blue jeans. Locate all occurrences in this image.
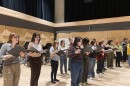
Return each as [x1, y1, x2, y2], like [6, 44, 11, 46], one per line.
[60, 55, 67, 74]
[70, 59, 83, 86]
[88, 58, 96, 78]
[128, 55, 130, 66]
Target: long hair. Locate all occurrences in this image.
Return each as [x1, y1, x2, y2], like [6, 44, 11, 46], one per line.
[31, 32, 41, 43]
[7, 33, 19, 45]
[60, 40, 65, 47]
[99, 42, 103, 46]
[53, 41, 59, 51]
[44, 43, 52, 49]
[82, 37, 89, 47]
[73, 37, 82, 47]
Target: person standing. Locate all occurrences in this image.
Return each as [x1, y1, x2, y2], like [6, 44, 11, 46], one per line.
[68, 38, 73, 71]
[127, 41, 130, 68]
[28, 32, 43, 86]
[50, 41, 60, 84]
[59, 40, 68, 76]
[88, 41, 97, 79]
[105, 40, 114, 69]
[68, 37, 83, 86]
[96, 42, 105, 75]
[81, 37, 90, 85]
[0, 33, 25, 86]
[114, 42, 123, 67]
[122, 38, 128, 62]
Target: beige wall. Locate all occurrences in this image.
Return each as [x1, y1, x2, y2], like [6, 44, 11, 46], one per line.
[0, 25, 54, 46]
[57, 30, 130, 43]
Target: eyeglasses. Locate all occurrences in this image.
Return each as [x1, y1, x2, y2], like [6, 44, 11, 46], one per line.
[35, 37, 40, 39]
[12, 35, 19, 39]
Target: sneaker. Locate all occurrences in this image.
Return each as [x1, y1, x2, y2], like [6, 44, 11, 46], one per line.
[51, 81, 56, 84]
[0, 74, 2, 77]
[54, 79, 59, 82]
[80, 83, 85, 85]
[85, 82, 91, 85]
[68, 68, 70, 71]
[119, 66, 122, 67]
[103, 68, 107, 70]
[89, 77, 93, 80]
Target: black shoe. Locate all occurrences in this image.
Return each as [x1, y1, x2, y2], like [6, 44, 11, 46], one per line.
[51, 81, 56, 84]
[68, 68, 70, 71]
[103, 68, 107, 70]
[54, 79, 59, 82]
[119, 66, 122, 67]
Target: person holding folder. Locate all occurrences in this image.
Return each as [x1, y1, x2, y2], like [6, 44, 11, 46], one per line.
[0, 33, 26, 86]
[68, 37, 83, 86]
[96, 42, 105, 75]
[27, 32, 43, 86]
[88, 41, 97, 79]
[50, 41, 60, 84]
[59, 40, 68, 76]
[81, 37, 90, 85]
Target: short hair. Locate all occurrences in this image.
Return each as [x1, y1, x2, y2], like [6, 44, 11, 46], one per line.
[73, 37, 82, 47]
[123, 38, 128, 41]
[90, 41, 96, 46]
[82, 37, 89, 47]
[107, 40, 113, 45]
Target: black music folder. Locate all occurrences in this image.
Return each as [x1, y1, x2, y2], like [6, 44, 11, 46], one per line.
[27, 47, 40, 53]
[82, 46, 93, 53]
[8, 45, 27, 57]
[96, 45, 103, 52]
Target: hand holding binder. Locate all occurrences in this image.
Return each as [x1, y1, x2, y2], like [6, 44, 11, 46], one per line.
[8, 45, 27, 57]
[27, 47, 40, 53]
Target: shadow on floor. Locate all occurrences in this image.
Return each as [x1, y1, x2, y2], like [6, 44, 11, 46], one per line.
[45, 81, 67, 86]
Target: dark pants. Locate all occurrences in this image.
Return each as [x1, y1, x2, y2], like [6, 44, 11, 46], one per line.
[82, 57, 88, 83]
[68, 58, 72, 71]
[0, 62, 3, 74]
[60, 55, 67, 74]
[70, 59, 83, 86]
[102, 56, 106, 69]
[97, 60, 103, 74]
[29, 57, 42, 86]
[123, 51, 127, 62]
[51, 60, 58, 81]
[116, 52, 122, 67]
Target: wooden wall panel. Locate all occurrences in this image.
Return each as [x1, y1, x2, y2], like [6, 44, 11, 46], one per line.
[0, 25, 54, 46]
[57, 30, 130, 43]
[57, 33, 71, 38]
[71, 32, 87, 38]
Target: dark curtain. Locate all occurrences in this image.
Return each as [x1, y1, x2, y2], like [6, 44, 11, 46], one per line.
[1, 0, 26, 13]
[36, 0, 54, 22]
[0, 0, 54, 22]
[65, 0, 130, 22]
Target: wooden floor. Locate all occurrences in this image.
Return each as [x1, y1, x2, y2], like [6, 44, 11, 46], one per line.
[0, 61, 130, 86]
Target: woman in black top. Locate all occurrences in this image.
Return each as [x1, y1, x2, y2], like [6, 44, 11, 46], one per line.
[81, 37, 90, 85]
[88, 41, 97, 79]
